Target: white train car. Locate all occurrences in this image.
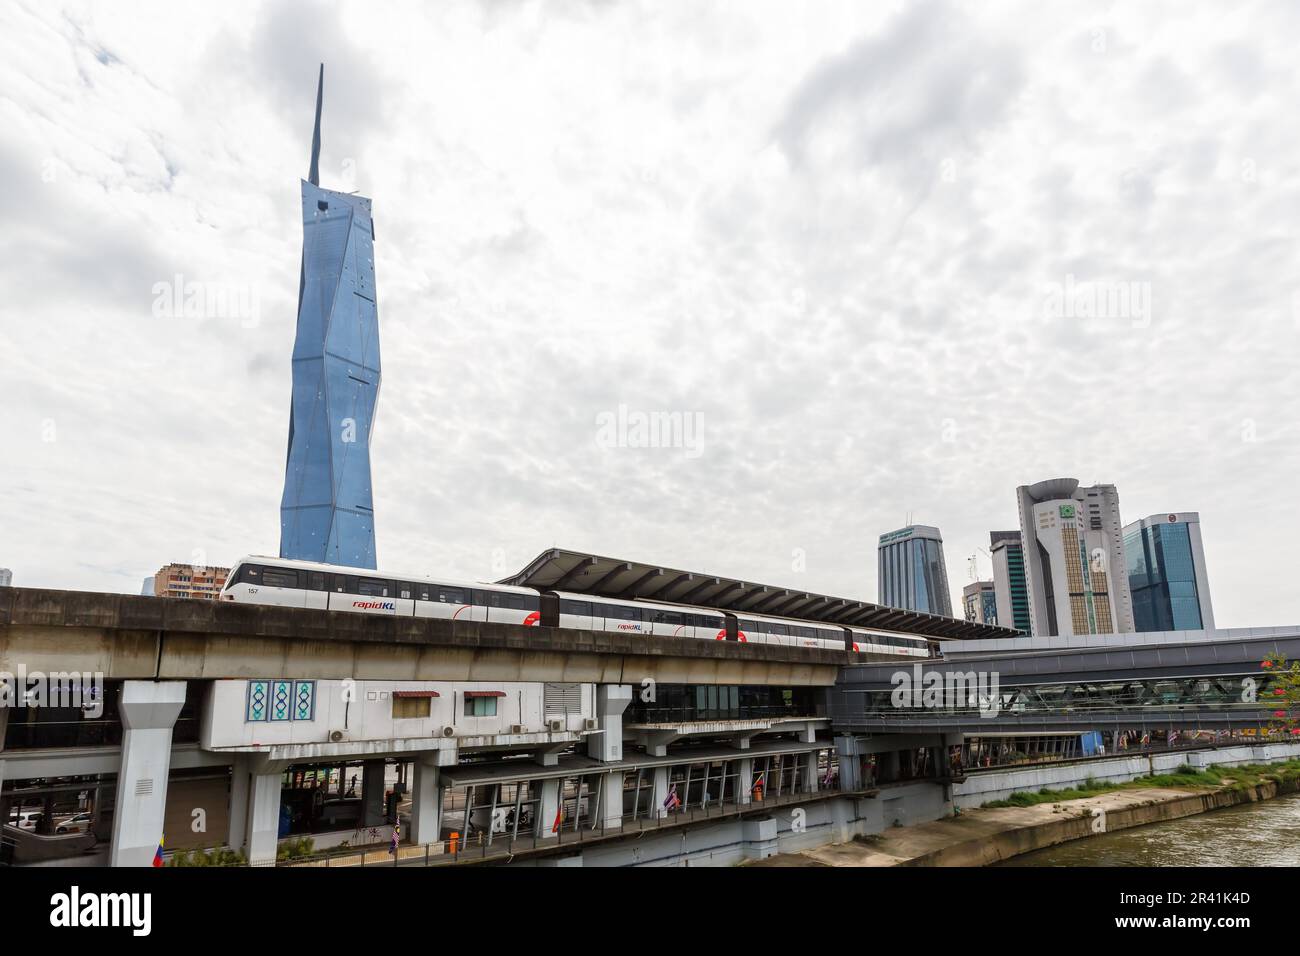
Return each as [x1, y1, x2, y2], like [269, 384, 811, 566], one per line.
[847, 627, 931, 658]
[221, 556, 542, 627]
[546, 592, 726, 640]
[733, 611, 847, 650]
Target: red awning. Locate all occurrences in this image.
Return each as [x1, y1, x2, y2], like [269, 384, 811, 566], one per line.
[393, 690, 440, 698]
[464, 690, 506, 698]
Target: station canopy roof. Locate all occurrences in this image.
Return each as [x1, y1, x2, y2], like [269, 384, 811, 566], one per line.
[500, 548, 1019, 641]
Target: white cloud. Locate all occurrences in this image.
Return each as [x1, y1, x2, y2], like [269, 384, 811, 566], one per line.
[0, 0, 1297, 628]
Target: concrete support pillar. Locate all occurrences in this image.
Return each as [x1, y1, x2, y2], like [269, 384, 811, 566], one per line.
[596, 771, 622, 830]
[736, 757, 754, 805]
[227, 755, 250, 852]
[246, 769, 283, 866]
[834, 736, 861, 790]
[410, 756, 443, 845]
[360, 759, 386, 827]
[108, 681, 186, 867]
[587, 685, 632, 763]
[804, 750, 820, 794]
[536, 777, 560, 838]
[652, 766, 670, 818]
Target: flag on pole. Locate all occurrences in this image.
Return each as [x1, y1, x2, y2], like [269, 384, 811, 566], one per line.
[663, 783, 681, 811]
[152, 836, 165, 868]
[551, 804, 563, 834]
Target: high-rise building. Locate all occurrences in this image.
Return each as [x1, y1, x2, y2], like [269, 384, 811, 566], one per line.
[1123, 512, 1215, 632]
[962, 580, 998, 625]
[0, 568, 12, 588]
[1016, 478, 1135, 637]
[280, 65, 381, 570]
[989, 530, 1031, 634]
[877, 524, 953, 617]
[148, 563, 230, 600]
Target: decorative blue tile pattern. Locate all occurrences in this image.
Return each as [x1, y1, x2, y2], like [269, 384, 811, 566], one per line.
[271, 680, 293, 721]
[293, 681, 315, 721]
[246, 680, 269, 722]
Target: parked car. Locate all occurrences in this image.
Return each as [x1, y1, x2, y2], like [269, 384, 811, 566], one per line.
[55, 812, 93, 834]
[10, 811, 44, 831]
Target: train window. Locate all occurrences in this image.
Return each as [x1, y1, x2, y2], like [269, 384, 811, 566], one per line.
[333, 575, 348, 593]
[241, 565, 261, 583]
[307, 571, 326, 591]
[357, 578, 390, 597]
[398, 582, 414, 600]
[262, 568, 298, 589]
[654, 610, 683, 625]
[771, 623, 789, 636]
[560, 599, 592, 616]
[471, 590, 489, 606]
[502, 594, 531, 610]
[438, 587, 467, 604]
[416, 585, 432, 602]
[614, 605, 643, 622]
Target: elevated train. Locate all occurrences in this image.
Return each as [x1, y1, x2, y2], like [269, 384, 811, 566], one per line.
[221, 555, 935, 659]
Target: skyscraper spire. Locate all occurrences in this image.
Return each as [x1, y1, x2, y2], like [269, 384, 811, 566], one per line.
[308, 63, 323, 186]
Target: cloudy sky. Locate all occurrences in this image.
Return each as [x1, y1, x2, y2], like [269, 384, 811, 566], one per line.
[2, 0, 1298, 627]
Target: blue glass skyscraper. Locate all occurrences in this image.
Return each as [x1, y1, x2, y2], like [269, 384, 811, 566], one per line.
[1124, 512, 1216, 632]
[280, 65, 380, 569]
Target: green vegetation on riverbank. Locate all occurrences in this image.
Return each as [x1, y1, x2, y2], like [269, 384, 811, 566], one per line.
[981, 759, 1300, 809]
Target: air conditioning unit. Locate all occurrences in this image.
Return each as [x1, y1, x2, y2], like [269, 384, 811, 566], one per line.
[440, 725, 456, 738]
[510, 724, 526, 735]
[548, 718, 565, 732]
[328, 730, 347, 743]
[583, 718, 600, 731]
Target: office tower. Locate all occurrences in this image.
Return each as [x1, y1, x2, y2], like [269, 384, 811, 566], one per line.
[877, 524, 953, 616]
[962, 580, 998, 625]
[1124, 512, 1215, 632]
[280, 65, 381, 569]
[0, 568, 11, 588]
[990, 530, 1031, 634]
[1016, 478, 1135, 637]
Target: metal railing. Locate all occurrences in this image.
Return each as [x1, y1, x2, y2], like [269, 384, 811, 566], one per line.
[268, 785, 848, 868]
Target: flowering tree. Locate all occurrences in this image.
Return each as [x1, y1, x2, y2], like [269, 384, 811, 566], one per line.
[1261, 654, 1300, 738]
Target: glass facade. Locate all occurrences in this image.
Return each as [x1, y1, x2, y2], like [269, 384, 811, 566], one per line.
[1004, 542, 1031, 633]
[878, 529, 952, 617]
[280, 73, 380, 569]
[1126, 522, 1203, 631]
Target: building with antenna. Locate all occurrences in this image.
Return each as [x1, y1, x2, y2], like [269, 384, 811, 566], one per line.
[279, 65, 382, 569]
[877, 524, 953, 617]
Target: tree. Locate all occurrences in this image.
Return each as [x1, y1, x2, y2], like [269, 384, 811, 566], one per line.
[1261, 654, 1300, 738]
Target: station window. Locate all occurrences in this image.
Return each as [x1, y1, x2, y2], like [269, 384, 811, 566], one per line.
[393, 696, 431, 719]
[464, 696, 498, 717]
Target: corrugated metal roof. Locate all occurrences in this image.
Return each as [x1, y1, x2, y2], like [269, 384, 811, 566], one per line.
[500, 548, 1019, 641]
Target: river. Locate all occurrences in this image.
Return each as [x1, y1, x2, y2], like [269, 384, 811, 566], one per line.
[1000, 791, 1300, 866]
